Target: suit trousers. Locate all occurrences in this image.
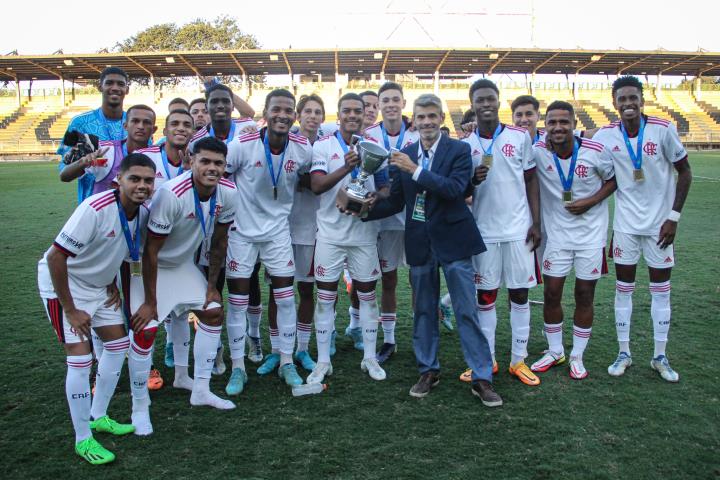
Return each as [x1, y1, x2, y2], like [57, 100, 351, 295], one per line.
[409, 255, 494, 382]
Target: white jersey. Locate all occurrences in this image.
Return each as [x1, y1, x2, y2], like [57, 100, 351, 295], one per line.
[226, 129, 312, 242]
[188, 117, 256, 151]
[534, 138, 614, 250]
[39, 190, 148, 290]
[135, 144, 185, 193]
[147, 171, 236, 267]
[290, 187, 319, 246]
[363, 120, 419, 231]
[464, 124, 535, 243]
[593, 116, 687, 236]
[311, 133, 381, 246]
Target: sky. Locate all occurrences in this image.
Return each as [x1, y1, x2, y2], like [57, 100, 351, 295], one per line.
[2, 0, 718, 54]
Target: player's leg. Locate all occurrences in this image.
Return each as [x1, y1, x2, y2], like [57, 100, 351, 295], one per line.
[376, 230, 403, 363]
[262, 285, 281, 375]
[294, 281, 316, 372]
[346, 284, 363, 350]
[170, 311, 193, 390]
[246, 262, 264, 363]
[469, 244, 501, 382]
[608, 232, 639, 376]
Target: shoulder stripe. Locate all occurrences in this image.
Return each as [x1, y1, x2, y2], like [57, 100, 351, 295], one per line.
[89, 191, 115, 208]
[173, 183, 193, 197]
[190, 129, 207, 141]
[171, 178, 192, 194]
[536, 141, 546, 148]
[91, 196, 116, 211]
[239, 132, 261, 143]
[647, 115, 670, 124]
[317, 134, 333, 142]
[136, 146, 161, 153]
[234, 117, 254, 123]
[581, 143, 603, 153]
[289, 133, 308, 145]
[581, 139, 604, 149]
[219, 178, 237, 189]
[506, 125, 526, 132]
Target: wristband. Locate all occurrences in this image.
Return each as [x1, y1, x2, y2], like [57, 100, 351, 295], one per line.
[668, 210, 681, 222]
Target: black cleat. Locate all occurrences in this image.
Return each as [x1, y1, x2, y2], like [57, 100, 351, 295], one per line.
[376, 342, 397, 364]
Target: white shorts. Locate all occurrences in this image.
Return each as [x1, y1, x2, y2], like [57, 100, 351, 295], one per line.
[472, 240, 539, 290]
[377, 230, 405, 273]
[542, 247, 607, 281]
[611, 231, 675, 269]
[38, 263, 124, 344]
[293, 244, 315, 283]
[226, 231, 295, 279]
[314, 240, 381, 283]
[129, 260, 221, 322]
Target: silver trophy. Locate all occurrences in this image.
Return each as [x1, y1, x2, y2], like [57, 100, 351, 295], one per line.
[336, 139, 391, 218]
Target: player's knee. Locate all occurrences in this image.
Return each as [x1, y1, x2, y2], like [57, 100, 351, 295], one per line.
[574, 286, 595, 308]
[297, 282, 314, 299]
[133, 328, 157, 351]
[508, 288, 529, 304]
[201, 307, 224, 326]
[478, 289, 498, 306]
[544, 287, 562, 306]
[381, 270, 398, 290]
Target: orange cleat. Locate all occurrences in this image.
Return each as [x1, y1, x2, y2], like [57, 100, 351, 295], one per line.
[508, 361, 541, 386]
[459, 361, 498, 383]
[148, 368, 164, 390]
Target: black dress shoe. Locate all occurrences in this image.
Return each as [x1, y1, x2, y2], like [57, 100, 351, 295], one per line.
[471, 379, 503, 407]
[376, 342, 397, 364]
[409, 372, 440, 398]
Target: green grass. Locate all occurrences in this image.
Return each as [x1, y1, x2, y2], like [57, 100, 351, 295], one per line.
[1, 154, 719, 479]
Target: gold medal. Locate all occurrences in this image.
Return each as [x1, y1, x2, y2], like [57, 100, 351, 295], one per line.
[562, 190, 573, 204]
[131, 260, 142, 277]
[482, 154, 493, 168]
[633, 168, 644, 182]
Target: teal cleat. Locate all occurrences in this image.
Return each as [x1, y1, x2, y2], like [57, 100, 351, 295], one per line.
[440, 304, 454, 332]
[225, 368, 248, 395]
[294, 350, 317, 372]
[345, 326, 364, 351]
[164, 342, 175, 368]
[257, 353, 280, 375]
[278, 363, 303, 386]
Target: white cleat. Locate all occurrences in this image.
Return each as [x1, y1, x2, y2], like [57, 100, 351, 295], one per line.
[212, 345, 226, 376]
[307, 362, 333, 385]
[131, 411, 153, 436]
[173, 374, 194, 391]
[608, 352, 633, 377]
[247, 336, 263, 364]
[190, 390, 236, 410]
[569, 357, 588, 380]
[651, 355, 680, 383]
[361, 358, 386, 381]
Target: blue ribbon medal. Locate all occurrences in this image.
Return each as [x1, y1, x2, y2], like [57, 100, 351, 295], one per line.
[476, 123, 502, 167]
[161, 145, 183, 180]
[114, 190, 142, 276]
[620, 117, 646, 182]
[380, 121, 406, 151]
[263, 130, 288, 200]
[552, 138, 580, 204]
[192, 176, 217, 239]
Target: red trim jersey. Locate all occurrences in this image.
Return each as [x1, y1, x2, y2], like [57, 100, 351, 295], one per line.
[135, 144, 184, 193]
[188, 117, 257, 151]
[40, 190, 148, 291]
[147, 171, 236, 267]
[534, 138, 615, 249]
[592, 116, 687, 235]
[226, 129, 312, 241]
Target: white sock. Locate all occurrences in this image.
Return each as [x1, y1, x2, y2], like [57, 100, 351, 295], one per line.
[615, 281, 635, 355]
[164, 316, 173, 344]
[227, 294, 248, 370]
[269, 327, 279, 352]
[570, 325, 592, 359]
[510, 301, 531, 365]
[315, 289, 337, 363]
[348, 306, 360, 329]
[274, 287, 297, 364]
[544, 322, 564, 355]
[171, 313, 191, 368]
[296, 322, 312, 352]
[650, 281, 671, 358]
[193, 322, 222, 382]
[247, 304, 262, 338]
[90, 336, 129, 419]
[91, 329, 104, 360]
[128, 332, 153, 414]
[380, 312, 396, 344]
[358, 290, 379, 360]
[441, 293, 452, 307]
[477, 302, 497, 361]
[66, 354, 93, 442]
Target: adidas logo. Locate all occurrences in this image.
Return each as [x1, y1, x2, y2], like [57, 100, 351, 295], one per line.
[106, 230, 116, 238]
[528, 276, 534, 282]
[155, 172, 163, 178]
[546, 165, 554, 171]
[612, 145, 621, 152]
[287, 260, 294, 266]
[664, 256, 673, 263]
[186, 212, 196, 219]
[472, 149, 482, 156]
[331, 153, 340, 160]
[372, 269, 379, 275]
[591, 268, 600, 274]
[254, 161, 262, 167]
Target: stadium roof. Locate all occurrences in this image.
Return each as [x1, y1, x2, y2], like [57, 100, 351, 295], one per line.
[1, 47, 719, 81]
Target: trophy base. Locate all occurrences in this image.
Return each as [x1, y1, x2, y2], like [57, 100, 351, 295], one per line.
[336, 188, 372, 218]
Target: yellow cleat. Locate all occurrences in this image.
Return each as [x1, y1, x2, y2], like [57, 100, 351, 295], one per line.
[509, 361, 541, 386]
[148, 368, 164, 390]
[459, 361, 498, 383]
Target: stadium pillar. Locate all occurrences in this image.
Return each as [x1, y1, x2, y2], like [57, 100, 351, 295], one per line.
[434, 71, 439, 95]
[530, 73, 536, 95]
[150, 75, 156, 102]
[14, 80, 20, 107]
[60, 77, 66, 106]
[656, 74, 662, 94]
[694, 77, 702, 100]
[573, 74, 578, 100]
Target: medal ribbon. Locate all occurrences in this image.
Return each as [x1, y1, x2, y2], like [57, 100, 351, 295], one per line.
[161, 145, 183, 180]
[114, 190, 140, 261]
[620, 117, 645, 170]
[209, 122, 236, 144]
[335, 130, 359, 179]
[476, 123, 503, 156]
[192, 176, 217, 239]
[263, 129, 288, 195]
[552, 139, 580, 194]
[381, 121, 406, 151]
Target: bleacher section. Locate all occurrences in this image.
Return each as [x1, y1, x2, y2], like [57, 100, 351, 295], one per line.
[2, 84, 720, 156]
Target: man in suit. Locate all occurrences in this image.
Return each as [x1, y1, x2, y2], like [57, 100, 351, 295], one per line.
[362, 94, 502, 406]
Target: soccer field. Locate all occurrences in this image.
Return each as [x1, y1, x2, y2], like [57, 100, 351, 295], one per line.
[1, 153, 718, 479]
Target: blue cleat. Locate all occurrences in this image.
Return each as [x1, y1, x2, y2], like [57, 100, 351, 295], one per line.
[294, 350, 317, 372]
[439, 304, 454, 332]
[330, 330, 337, 357]
[345, 326, 364, 351]
[257, 353, 280, 375]
[225, 368, 248, 395]
[165, 342, 175, 368]
[278, 363, 303, 386]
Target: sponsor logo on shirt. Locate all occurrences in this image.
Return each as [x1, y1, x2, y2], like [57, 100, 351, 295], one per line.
[60, 231, 84, 249]
[156, 172, 164, 178]
[612, 145, 621, 152]
[106, 229, 116, 238]
[474, 273, 482, 284]
[643, 141, 658, 156]
[149, 219, 170, 231]
[546, 164, 554, 172]
[254, 161, 263, 168]
[472, 149, 482, 156]
[214, 205, 222, 216]
[501, 144, 516, 157]
[186, 212, 196, 219]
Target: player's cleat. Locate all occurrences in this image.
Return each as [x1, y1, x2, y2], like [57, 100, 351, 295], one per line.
[345, 326, 364, 351]
[651, 355, 680, 383]
[508, 361, 541, 386]
[225, 368, 248, 396]
[607, 352, 633, 377]
[569, 357, 588, 380]
[307, 362, 333, 384]
[190, 390, 236, 410]
[376, 342, 397, 364]
[247, 336, 263, 364]
[212, 345, 226, 376]
[439, 304, 454, 331]
[361, 358, 387, 381]
[329, 330, 337, 357]
[530, 350, 567, 373]
[131, 410, 153, 436]
[279, 363, 303, 386]
[257, 353, 280, 375]
[148, 369, 164, 390]
[459, 361, 498, 382]
[90, 416, 135, 436]
[294, 350, 317, 372]
[164, 341, 174, 368]
[75, 437, 115, 465]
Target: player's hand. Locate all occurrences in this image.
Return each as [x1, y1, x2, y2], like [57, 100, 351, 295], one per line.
[461, 121, 477, 134]
[130, 303, 157, 332]
[565, 197, 595, 216]
[104, 282, 121, 311]
[365, 191, 378, 210]
[389, 151, 416, 174]
[472, 165, 489, 185]
[344, 150, 361, 172]
[240, 125, 258, 134]
[657, 220, 677, 249]
[526, 224, 541, 251]
[204, 288, 223, 310]
[178, 148, 192, 170]
[78, 146, 109, 168]
[66, 308, 92, 342]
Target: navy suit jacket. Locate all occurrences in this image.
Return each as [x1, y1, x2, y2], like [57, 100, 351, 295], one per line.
[365, 134, 486, 266]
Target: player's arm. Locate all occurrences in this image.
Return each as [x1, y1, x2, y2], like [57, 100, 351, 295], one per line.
[522, 134, 541, 250]
[205, 221, 231, 308]
[658, 157, 692, 249]
[60, 146, 109, 182]
[47, 247, 92, 341]
[565, 177, 617, 215]
[233, 93, 255, 119]
[310, 148, 360, 194]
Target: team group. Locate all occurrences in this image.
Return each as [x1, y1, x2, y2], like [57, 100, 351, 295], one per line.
[39, 66, 691, 464]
